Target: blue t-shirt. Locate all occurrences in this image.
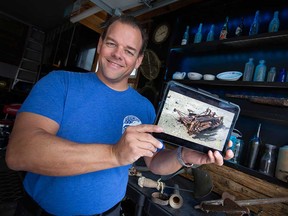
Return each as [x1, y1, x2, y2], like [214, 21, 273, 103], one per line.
[19, 71, 156, 215]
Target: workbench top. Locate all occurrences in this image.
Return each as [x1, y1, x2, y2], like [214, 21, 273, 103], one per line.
[126, 170, 225, 216]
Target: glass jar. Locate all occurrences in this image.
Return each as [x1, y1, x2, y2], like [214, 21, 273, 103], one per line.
[258, 144, 277, 176]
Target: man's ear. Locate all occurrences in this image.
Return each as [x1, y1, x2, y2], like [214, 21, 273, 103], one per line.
[97, 37, 103, 54]
[135, 54, 144, 70]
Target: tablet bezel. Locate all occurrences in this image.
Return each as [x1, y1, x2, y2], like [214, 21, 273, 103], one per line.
[153, 81, 240, 154]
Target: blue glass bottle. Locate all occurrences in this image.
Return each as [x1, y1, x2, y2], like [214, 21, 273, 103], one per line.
[249, 10, 260, 36]
[181, 26, 190, 45]
[194, 23, 203, 43]
[243, 58, 254, 81]
[206, 24, 215, 42]
[253, 60, 266, 82]
[268, 11, 280, 33]
[277, 68, 287, 82]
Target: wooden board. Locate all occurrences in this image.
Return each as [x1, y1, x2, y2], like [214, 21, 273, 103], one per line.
[198, 164, 288, 216]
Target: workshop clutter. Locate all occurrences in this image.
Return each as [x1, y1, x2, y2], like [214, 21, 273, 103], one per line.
[135, 167, 213, 209]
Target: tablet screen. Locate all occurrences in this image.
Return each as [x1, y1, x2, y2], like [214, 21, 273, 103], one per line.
[153, 81, 240, 154]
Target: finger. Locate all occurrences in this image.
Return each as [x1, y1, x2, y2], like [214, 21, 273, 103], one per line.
[136, 133, 163, 149]
[207, 150, 215, 163]
[224, 149, 234, 160]
[133, 124, 164, 133]
[227, 140, 233, 148]
[213, 151, 224, 166]
[138, 142, 158, 152]
[137, 147, 156, 158]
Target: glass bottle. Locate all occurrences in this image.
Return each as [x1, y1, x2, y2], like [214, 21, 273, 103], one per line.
[253, 60, 266, 82]
[259, 144, 277, 176]
[194, 23, 203, 43]
[248, 123, 261, 169]
[277, 68, 287, 82]
[235, 17, 245, 37]
[230, 139, 243, 164]
[268, 11, 280, 33]
[181, 26, 190, 45]
[243, 58, 254, 81]
[266, 67, 276, 82]
[219, 16, 229, 40]
[206, 24, 215, 42]
[275, 145, 288, 181]
[249, 10, 260, 36]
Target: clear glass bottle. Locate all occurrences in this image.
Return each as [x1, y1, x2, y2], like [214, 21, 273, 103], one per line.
[235, 17, 245, 37]
[219, 16, 229, 40]
[249, 10, 260, 36]
[243, 58, 254, 81]
[267, 67, 276, 82]
[181, 26, 190, 45]
[194, 23, 203, 43]
[268, 11, 280, 33]
[206, 24, 215, 42]
[253, 60, 266, 82]
[259, 144, 277, 176]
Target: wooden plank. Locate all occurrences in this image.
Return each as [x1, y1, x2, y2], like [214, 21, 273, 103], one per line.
[199, 164, 288, 216]
[79, 12, 106, 34]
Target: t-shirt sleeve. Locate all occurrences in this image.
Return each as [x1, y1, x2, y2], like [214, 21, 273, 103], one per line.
[19, 71, 66, 124]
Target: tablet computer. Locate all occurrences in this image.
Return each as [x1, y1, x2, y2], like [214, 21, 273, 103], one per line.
[153, 81, 240, 154]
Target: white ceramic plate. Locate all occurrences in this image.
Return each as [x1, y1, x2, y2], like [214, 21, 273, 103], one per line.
[216, 71, 243, 81]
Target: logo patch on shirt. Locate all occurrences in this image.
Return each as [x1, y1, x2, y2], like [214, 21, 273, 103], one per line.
[122, 115, 142, 134]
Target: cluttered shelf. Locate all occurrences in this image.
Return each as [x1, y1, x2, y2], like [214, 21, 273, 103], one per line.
[164, 80, 288, 125]
[170, 30, 288, 54]
[239, 109, 288, 125]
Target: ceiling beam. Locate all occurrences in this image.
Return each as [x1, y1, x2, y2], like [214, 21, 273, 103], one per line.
[90, 0, 121, 16]
[70, 5, 102, 23]
[127, 0, 179, 17]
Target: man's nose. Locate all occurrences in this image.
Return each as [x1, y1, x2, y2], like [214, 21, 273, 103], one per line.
[112, 47, 123, 59]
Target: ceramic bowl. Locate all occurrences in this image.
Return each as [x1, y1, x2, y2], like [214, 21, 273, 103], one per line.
[187, 72, 202, 80]
[172, 71, 186, 80]
[203, 74, 215, 80]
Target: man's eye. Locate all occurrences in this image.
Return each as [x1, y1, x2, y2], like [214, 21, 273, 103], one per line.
[106, 42, 115, 47]
[126, 50, 135, 56]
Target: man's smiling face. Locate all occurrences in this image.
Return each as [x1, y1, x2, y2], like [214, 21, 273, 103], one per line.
[96, 20, 144, 91]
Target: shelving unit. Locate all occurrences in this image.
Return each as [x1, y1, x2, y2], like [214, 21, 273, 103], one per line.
[163, 29, 288, 188]
[166, 30, 288, 80]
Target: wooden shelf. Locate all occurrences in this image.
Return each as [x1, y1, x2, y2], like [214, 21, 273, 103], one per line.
[170, 30, 288, 54]
[174, 79, 288, 89]
[225, 160, 288, 189]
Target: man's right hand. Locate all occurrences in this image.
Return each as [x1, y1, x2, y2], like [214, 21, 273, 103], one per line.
[112, 124, 163, 166]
